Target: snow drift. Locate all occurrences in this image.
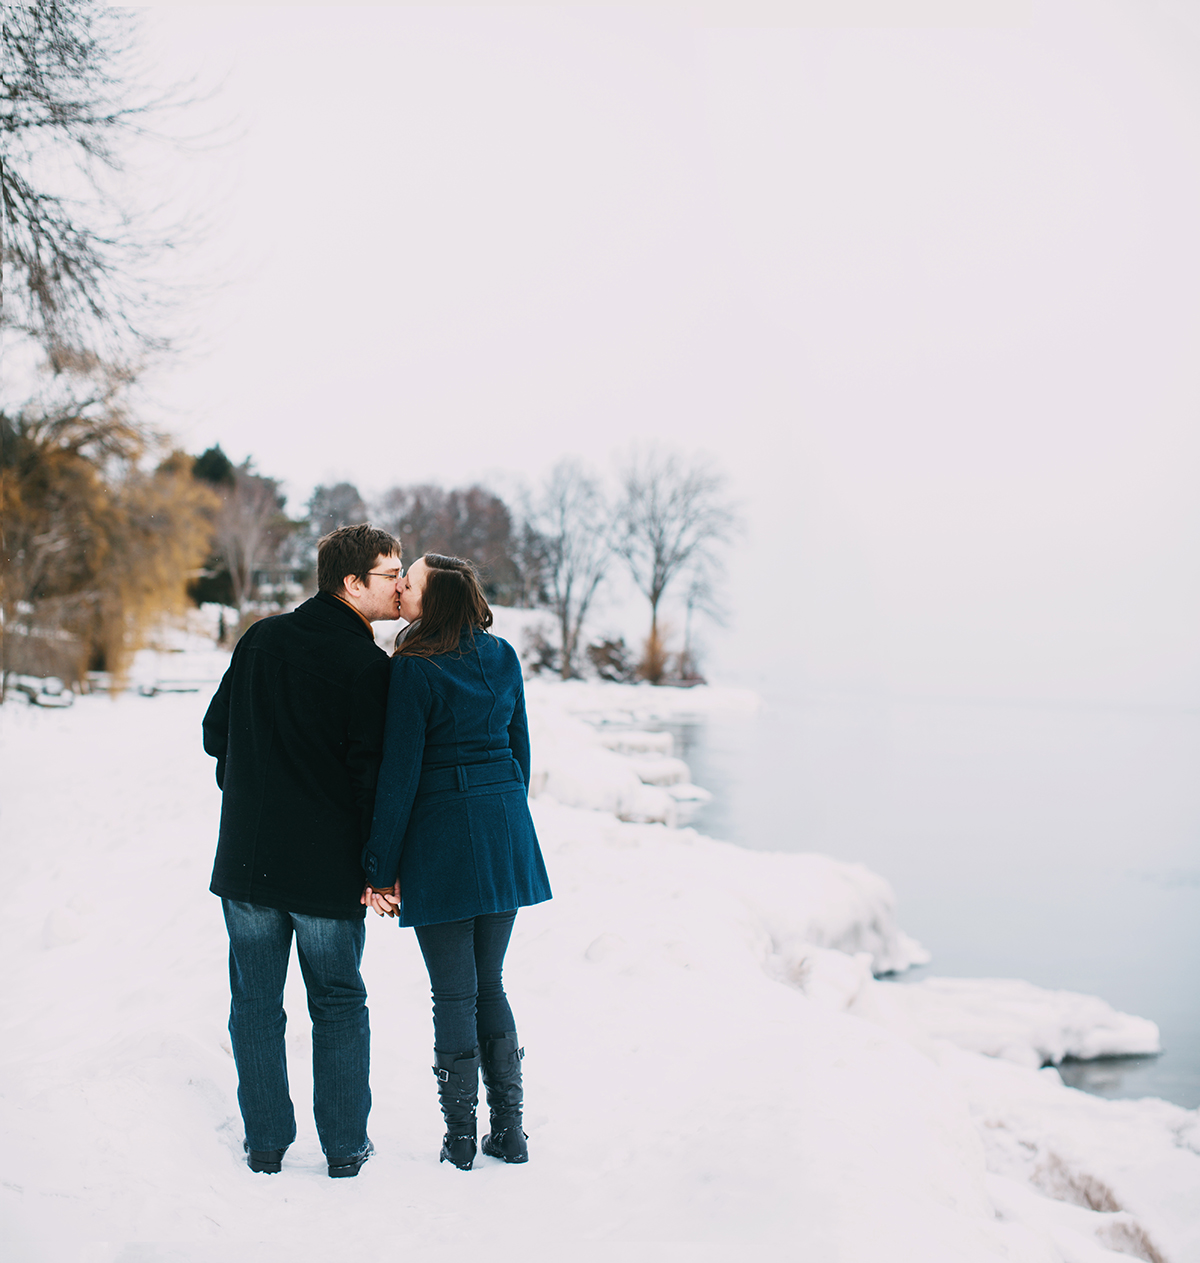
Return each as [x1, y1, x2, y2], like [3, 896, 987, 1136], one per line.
[0, 635, 1197, 1263]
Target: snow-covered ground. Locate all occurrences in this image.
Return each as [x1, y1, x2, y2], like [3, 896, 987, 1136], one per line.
[1, 632, 1198, 1262]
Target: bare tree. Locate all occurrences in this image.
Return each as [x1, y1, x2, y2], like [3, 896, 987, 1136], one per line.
[374, 482, 524, 604]
[677, 556, 726, 684]
[508, 518, 552, 610]
[1, 3, 171, 367]
[528, 459, 612, 679]
[615, 447, 737, 684]
[0, 7, 216, 688]
[211, 462, 291, 619]
[308, 482, 366, 536]
[441, 485, 522, 602]
[375, 483, 448, 561]
[297, 482, 367, 577]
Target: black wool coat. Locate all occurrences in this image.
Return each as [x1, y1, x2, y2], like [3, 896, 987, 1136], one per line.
[204, 592, 391, 919]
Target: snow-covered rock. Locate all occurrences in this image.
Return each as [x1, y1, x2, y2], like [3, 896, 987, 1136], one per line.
[525, 706, 681, 824]
[879, 976, 1162, 1068]
[523, 673, 740, 825]
[595, 729, 675, 756]
[622, 753, 692, 786]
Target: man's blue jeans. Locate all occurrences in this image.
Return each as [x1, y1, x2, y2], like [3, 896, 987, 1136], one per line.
[222, 899, 370, 1162]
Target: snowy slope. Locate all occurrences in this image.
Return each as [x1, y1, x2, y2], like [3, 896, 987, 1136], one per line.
[1, 646, 1197, 1263]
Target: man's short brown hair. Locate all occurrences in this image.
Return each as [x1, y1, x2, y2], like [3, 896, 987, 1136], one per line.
[316, 524, 402, 594]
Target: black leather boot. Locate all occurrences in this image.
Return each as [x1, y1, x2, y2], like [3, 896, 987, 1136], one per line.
[480, 1031, 528, 1164]
[433, 1048, 479, 1170]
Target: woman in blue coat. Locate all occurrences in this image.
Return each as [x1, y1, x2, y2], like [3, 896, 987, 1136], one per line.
[361, 553, 551, 1170]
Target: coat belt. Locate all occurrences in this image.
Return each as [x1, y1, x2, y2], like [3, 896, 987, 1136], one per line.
[417, 759, 522, 795]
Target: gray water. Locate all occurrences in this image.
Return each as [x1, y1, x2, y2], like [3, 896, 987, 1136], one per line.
[663, 694, 1200, 1109]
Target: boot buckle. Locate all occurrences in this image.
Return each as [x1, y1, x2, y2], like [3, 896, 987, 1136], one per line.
[433, 1066, 449, 1082]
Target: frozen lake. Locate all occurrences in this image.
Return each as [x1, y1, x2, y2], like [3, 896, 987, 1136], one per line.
[669, 693, 1200, 1109]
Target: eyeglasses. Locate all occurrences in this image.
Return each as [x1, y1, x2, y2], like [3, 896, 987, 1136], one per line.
[367, 570, 403, 581]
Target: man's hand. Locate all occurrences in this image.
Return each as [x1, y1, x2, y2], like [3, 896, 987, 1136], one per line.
[361, 882, 401, 918]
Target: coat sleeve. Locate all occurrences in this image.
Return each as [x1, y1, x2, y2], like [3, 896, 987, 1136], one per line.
[201, 655, 236, 790]
[361, 656, 431, 888]
[508, 679, 532, 791]
[345, 654, 392, 844]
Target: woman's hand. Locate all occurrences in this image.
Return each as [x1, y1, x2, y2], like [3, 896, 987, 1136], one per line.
[361, 881, 401, 917]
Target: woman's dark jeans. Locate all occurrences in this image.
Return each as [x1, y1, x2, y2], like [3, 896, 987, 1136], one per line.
[222, 899, 370, 1162]
[413, 910, 518, 1053]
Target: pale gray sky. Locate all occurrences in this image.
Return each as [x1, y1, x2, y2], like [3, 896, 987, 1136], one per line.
[130, 1, 1200, 703]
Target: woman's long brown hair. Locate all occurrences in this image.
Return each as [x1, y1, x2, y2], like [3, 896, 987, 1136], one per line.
[394, 553, 493, 659]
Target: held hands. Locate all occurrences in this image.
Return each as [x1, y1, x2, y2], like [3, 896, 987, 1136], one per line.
[361, 881, 401, 918]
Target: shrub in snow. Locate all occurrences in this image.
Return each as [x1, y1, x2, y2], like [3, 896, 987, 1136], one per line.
[587, 636, 637, 682]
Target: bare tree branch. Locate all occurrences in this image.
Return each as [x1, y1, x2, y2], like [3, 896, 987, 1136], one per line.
[1, 3, 176, 367]
[210, 463, 291, 616]
[615, 447, 738, 684]
[373, 482, 526, 604]
[528, 459, 612, 679]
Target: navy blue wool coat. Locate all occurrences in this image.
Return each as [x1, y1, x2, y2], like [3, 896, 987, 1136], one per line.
[362, 628, 552, 928]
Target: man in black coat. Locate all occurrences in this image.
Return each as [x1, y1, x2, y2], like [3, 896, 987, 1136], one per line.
[203, 523, 403, 1178]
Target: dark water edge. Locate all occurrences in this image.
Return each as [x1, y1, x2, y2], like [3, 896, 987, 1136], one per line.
[652, 696, 1200, 1111]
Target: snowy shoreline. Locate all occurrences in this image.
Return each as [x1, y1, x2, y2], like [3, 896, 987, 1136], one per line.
[1, 634, 1198, 1262]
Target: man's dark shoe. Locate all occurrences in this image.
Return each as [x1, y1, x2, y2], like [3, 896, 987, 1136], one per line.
[244, 1142, 288, 1174]
[328, 1139, 373, 1179]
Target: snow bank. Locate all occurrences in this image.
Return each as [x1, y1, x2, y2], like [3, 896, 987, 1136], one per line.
[1, 654, 1198, 1263]
[524, 673, 762, 722]
[523, 675, 750, 826]
[880, 977, 1162, 1068]
[522, 686, 676, 824]
[525, 700, 683, 824]
[748, 946, 1194, 1262]
[948, 1048, 1200, 1263]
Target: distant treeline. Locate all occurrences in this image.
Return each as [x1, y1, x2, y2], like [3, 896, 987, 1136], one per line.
[188, 444, 737, 685]
[187, 454, 541, 614]
[1, 407, 735, 696]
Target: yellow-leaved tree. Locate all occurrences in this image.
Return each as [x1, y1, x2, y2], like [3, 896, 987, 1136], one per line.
[0, 395, 219, 696]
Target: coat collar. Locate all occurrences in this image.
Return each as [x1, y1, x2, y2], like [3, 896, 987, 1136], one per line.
[330, 591, 376, 632]
[303, 590, 378, 641]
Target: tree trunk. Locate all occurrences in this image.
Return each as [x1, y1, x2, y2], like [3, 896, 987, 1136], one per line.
[560, 608, 573, 679]
[640, 599, 667, 685]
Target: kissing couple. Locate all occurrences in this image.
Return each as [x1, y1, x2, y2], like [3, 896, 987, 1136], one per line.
[203, 524, 552, 1177]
